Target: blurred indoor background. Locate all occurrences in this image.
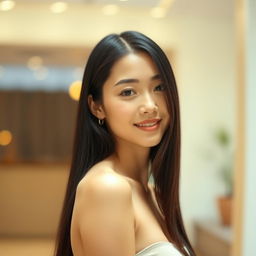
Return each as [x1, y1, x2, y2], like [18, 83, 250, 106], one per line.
[0, 0, 255, 256]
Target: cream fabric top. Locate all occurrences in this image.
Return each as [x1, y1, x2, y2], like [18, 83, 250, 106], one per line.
[135, 242, 184, 256]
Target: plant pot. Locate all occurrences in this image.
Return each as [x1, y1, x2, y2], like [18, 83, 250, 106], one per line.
[217, 196, 232, 226]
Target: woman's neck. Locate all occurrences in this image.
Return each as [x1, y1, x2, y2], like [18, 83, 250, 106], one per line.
[109, 140, 151, 190]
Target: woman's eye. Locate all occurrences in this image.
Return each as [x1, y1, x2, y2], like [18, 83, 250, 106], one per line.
[154, 84, 165, 91]
[120, 89, 135, 96]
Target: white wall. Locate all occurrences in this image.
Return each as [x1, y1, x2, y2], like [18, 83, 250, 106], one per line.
[0, 3, 236, 243]
[176, 16, 236, 240]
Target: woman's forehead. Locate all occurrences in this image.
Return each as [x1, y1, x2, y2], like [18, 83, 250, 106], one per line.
[108, 53, 160, 81]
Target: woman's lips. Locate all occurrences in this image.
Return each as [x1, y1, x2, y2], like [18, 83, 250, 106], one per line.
[134, 119, 161, 131]
[135, 118, 161, 125]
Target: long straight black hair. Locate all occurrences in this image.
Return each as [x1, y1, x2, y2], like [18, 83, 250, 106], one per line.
[54, 31, 195, 256]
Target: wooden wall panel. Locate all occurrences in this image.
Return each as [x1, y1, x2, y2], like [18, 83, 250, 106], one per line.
[0, 90, 78, 163]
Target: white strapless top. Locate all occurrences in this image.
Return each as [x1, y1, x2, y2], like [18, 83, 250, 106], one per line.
[135, 241, 184, 256]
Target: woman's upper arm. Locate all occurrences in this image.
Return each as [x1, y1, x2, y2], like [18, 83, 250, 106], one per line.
[74, 173, 135, 256]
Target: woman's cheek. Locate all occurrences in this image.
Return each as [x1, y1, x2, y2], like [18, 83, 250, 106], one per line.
[106, 100, 134, 117]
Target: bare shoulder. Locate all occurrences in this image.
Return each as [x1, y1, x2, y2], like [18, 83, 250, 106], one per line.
[72, 164, 135, 256]
[75, 165, 133, 219]
[75, 164, 133, 207]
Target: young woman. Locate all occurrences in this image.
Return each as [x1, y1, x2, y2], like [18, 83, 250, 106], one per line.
[54, 31, 195, 256]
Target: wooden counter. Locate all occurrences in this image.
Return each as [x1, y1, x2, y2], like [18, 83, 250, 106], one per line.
[194, 220, 232, 256]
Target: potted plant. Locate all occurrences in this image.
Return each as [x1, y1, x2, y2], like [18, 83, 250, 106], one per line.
[214, 128, 234, 226]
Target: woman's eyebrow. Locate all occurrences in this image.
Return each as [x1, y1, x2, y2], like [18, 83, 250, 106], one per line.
[114, 74, 161, 86]
[151, 74, 161, 81]
[114, 78, 139, 86]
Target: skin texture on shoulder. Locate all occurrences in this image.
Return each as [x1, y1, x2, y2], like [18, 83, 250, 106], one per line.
[71, 167, 136, 256]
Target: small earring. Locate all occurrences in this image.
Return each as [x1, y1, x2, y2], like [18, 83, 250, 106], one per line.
[98, 119, 104, 125]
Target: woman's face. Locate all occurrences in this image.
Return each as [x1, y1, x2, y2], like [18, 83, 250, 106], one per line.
[99, 52, 170, 148]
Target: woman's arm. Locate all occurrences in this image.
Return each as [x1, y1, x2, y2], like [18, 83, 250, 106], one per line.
[73, 172, 135, 256]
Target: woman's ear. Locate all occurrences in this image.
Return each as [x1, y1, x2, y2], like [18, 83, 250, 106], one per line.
[88, 95, 106, 119]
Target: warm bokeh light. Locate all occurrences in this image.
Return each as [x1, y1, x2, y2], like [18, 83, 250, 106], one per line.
[50, 1, 68, 14]
[0, 130, 12, 146]
[102, 4, 119, 16]
[27, 56, 43, 70]
[69, 80, 82, 101]
[0, 0, 15, 11]
[150, 7, 166, 18]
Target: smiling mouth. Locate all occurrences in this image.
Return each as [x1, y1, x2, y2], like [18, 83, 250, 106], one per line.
[135, 122, 159, 127]
[134, 119, 161, 128]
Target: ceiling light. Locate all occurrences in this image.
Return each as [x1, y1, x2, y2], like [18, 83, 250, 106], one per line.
[150, 0, 174, 18]
[50, 1, 67, 14]
[150, 7, 166, 18]
[102, 4, 119, 16]
[159, 0, 175, 9]
[0, 0, 15, 11]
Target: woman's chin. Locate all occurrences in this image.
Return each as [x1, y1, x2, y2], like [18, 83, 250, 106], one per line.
[141, 138, 162, 148]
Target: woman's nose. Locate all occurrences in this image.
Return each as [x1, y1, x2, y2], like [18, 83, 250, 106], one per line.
[139, 94, 158, 114]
